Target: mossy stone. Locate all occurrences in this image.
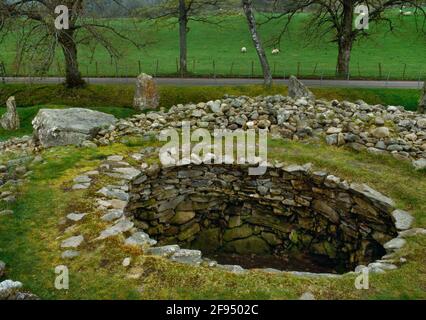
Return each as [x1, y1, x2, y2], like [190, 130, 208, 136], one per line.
[191, 228, 221, 253]
[178, 223, 200, 241]
[223, 236, 270, 255]
[261, 232, 282, 246]
[223, 224, 253, 241]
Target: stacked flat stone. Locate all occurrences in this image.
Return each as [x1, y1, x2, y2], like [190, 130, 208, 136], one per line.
[125, 160, 406, 270]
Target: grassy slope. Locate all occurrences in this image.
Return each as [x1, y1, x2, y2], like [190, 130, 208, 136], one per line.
[0, 11, 425, 79]
[0, 139, 425, 300]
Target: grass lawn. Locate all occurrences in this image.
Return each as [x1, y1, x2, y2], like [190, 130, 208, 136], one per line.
[0, 10, 425, 80]
[0, 138, 425, 299]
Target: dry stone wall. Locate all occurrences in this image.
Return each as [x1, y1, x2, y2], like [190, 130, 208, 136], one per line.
[126, 162, 401, 270]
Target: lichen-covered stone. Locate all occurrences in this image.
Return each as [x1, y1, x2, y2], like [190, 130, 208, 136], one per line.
[32, 108, 116, 148]
[133, 73, 159, 111]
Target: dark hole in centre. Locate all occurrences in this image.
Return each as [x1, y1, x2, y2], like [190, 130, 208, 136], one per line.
[170, 199, 387, 275]
[200, 251, 343, 274]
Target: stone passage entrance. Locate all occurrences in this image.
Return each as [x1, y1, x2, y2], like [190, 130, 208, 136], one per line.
[126, 163, 398, 273]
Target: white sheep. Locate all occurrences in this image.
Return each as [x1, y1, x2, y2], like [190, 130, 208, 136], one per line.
[272, 49, 280, 55]
[241, 47, 247, 53]
[403, 11, 413, 16]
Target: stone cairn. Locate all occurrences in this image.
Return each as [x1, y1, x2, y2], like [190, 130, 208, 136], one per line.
[93, 93, 426, 170]
[0, 96, 20, 130]
[133, 73, 160, 111]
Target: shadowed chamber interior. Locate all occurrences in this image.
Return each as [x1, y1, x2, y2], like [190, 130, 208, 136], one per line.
[126, 164, 398, 274]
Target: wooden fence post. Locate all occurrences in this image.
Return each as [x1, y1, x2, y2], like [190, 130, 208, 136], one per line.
[313, 63, 318, 76]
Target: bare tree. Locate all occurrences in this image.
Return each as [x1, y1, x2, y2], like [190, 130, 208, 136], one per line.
[242, 0, 272, 87]
[0, 0, 142, 88]
[140, 0, 226, 76]
[269, 0, 426, 77]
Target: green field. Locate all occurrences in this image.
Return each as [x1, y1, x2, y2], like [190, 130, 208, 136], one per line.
[0, 10, 425, 80]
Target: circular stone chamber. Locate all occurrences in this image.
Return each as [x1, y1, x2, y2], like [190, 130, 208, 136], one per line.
[126, 163, 398, 274]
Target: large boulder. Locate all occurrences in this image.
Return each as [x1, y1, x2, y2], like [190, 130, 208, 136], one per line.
[32, 108, 116, 148]
[288, 76, 315, 102]
[0, 96, 20, 130]
[133, 73, 160, 111]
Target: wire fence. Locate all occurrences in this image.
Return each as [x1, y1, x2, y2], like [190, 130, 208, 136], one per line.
[2, 58, 426, 83]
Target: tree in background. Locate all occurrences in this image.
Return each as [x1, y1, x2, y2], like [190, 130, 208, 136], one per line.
[268, 0, 426, 77]
[242, 0, 272, 86]
[0, 0, 142, 88]
[140, 0, 227, 77]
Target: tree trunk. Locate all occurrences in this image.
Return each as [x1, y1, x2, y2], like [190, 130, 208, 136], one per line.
[337, 39, 353, 78]
[336, 0, 354, 78]
[179, 0, 188, 77]
[242, 0, 272, 87]
[58, 29, 85, 88]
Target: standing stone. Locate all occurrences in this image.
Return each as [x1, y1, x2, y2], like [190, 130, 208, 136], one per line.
[0, 96, 20, 130]
[419, 82, 426, 114]
[0, 261, 5, 277]
[133, 73, 159, 111]
[288, 76, 315, 102]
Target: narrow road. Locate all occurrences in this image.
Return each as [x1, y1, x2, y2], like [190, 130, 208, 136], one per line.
[2, 76, 424, 89]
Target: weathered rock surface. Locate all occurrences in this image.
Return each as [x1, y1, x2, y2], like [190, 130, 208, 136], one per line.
[133, 73, 160, 111]
[61, 235, 84, 248]
[97, 219, 134, 240]
[32, 108, 116, 148]
[66, 212, 87, 222]
[413, 158, 426, 170]
[125, 231, 157, 247]
[288, 76, 315, 102]
[0, 260, 5, 277]
[61, 250, 80, 260]
[0, 96, 20, 130]
[391, 210, 414, 231]
[0, 280, 22, 299]
[146, 245, 180, 257]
